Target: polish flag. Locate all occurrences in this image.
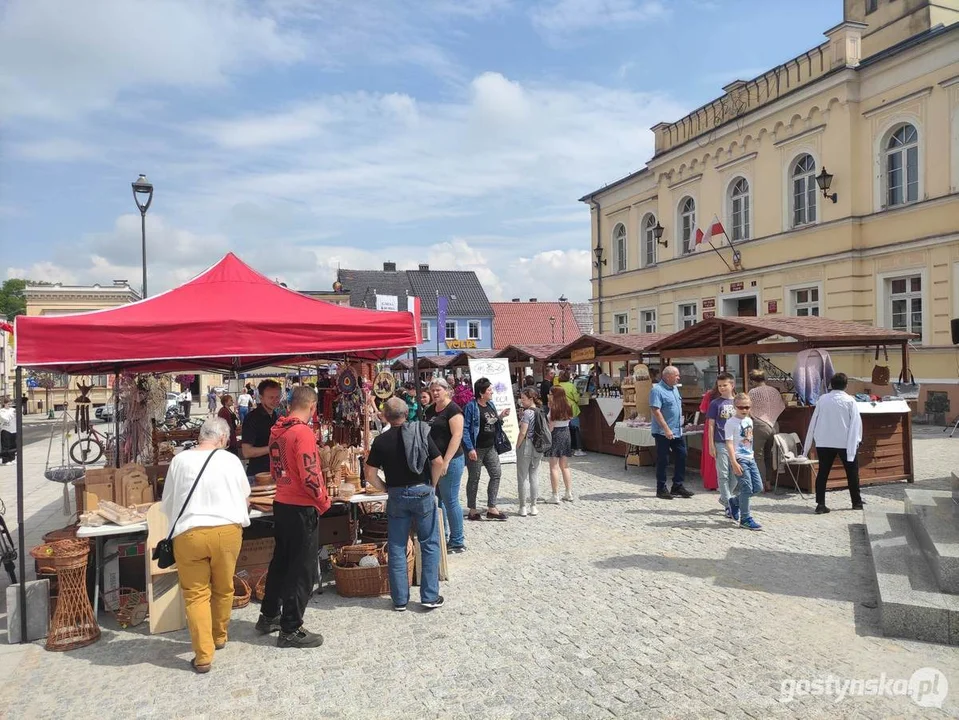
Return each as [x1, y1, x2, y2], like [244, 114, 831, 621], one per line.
[695, 216, 726, 248]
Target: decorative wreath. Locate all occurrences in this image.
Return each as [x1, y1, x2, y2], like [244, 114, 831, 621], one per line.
[337, 366, 359, 395]
[373, 371, 396, 400]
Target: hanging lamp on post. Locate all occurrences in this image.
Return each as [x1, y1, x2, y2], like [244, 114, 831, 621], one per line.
[131, 174, 154, 298]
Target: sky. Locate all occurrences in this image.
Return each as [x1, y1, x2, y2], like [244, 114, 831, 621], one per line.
[0, 0, 841, 303]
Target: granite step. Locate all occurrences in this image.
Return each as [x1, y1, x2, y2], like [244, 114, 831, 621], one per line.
[952, 471, 959, 505]
[863, 505, 959, 645]
[905, 488, 959, 594]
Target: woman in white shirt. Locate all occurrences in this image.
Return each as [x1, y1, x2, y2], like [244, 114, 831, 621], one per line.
[0, 396, 16, 465]
[161, 417, 250, 673]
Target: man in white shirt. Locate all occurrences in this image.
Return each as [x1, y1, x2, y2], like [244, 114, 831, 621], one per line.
[180, 388, 193, 419]
[236, 389, 253, 423]
[802, 372, 864, 514]
[0, 396, 17, 465]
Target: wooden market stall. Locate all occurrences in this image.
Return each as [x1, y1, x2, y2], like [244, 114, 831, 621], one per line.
[648, 316, 917, 490]
[495, 344, 566, 388]
[548, 333, 668, 456]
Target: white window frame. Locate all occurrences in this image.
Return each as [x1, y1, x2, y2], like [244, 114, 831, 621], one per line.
[727, 176, 751, 242]
[445, 320, 457, 340]
[612, 223, 627, 273]
[420, 320, 431, 341]
[790, 153, 818, 228]
[613, 312, 629, 334]
[875, 268, 928, 345]
[888, 274, 923, 337]
[883, 122, 920, 208]
[640, 308, 657, 334]
[676, 302, 698, 330]
[678, 197, 696, 256]
[641, 213, 657, 267]
[873, 115, 923, 212]
[787, 284, 822, 317]
[467, 320, 481, 340]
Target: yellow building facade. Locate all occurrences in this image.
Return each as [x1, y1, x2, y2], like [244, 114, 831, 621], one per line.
[582, 0, 959, 420]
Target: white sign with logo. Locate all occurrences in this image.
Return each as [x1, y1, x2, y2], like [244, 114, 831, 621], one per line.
[375, 294, 398, 312]
[467, 358, 518, 464]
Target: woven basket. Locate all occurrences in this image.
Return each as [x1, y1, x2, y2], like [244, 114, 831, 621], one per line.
[337, 543, 380, 565]
[233, 575, 251, 609]
[31, 539, 91, 570]
[254, 571, 268, 601]
[332, 543, 413, 598]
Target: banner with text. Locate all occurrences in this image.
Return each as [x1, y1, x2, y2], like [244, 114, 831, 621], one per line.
[467, 357, 518, 464]
[375, 294, 398, 312]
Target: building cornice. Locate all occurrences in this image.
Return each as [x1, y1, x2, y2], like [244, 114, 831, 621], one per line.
[861, 86, 933, 118]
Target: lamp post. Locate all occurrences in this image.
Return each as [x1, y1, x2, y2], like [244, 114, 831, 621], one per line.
[816, 167, 838, 203]
[593, 245, 606, 333]
[549, 316, 556, 344]
[558, 295, 569, 344]
[131, 174, 154, 298]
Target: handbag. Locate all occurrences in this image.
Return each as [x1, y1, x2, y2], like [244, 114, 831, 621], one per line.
[494, 423, 512, 455]
[891, 370, 920, 400]
[152, 450, 219, 569]
[871, 346, 890, 386]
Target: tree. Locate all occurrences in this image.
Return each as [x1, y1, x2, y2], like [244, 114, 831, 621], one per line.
[0, 278, 51, 319]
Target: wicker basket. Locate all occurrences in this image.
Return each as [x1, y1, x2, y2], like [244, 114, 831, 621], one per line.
[332, 542, 413, 598]
[254, 571, 268, 601]
[233, 575, 252, 609]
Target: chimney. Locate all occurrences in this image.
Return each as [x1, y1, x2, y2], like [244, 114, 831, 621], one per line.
[529, 298, 537, 302]
[824, 21, 867, 69]
[511, 298, 520, 302]
[383, 261, 397, 272]
[418, 264, 429, 272]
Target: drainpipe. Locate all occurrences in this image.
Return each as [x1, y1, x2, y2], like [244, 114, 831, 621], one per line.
[591, 199, 603, 333]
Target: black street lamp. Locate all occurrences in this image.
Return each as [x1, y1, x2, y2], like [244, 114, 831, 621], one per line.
[816, 167, 838, 203]
[132, 174, 154, 297]
[549, 316, 556, 344]
[558, 295, 569, 344]
[654, 222, 667, 247]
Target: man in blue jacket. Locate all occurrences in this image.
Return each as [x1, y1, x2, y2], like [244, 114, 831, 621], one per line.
[462, 377, 511, 521]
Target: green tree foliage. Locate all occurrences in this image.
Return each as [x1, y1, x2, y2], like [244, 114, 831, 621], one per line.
[0, 278, 50, 319]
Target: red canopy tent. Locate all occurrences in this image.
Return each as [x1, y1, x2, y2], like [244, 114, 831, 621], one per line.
[15, 252, 422, 373]
[10, 252, 423, 643]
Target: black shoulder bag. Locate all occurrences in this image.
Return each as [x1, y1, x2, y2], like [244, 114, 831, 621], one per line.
[152, 450, 219, 569]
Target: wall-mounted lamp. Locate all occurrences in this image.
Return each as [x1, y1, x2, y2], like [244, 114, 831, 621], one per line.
[653, 222, 667, 248]
[593, 246, 606, 268]
[816, 167, 838, 203]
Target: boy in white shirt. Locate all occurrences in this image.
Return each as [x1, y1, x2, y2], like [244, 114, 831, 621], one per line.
[724, 393, 762, 531]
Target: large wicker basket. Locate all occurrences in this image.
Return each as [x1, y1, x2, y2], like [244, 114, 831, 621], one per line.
[232, 575, 252, 609]
[332, 542, 413, 598]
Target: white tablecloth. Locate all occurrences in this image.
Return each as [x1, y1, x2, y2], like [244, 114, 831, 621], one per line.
[594, 398, 624, 426]
[614, 423, 655, 447]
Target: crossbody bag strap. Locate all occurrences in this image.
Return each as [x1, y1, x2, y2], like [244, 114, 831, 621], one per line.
[165, 449, 218, 542]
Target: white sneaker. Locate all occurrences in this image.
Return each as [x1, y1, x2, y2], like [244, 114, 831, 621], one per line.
[573, 450, 586, 457]
[518, 505, 528, 517]
[563, 493, 575, 502]
[529, 504, 539, 516]
[548, 493, 560, 505]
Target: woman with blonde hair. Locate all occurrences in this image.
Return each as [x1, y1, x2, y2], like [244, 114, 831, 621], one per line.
[160, 417, 250, 673]
[516, 388, 545, 517]
[546, 386, 574, 504]
[424, 377, 467, 552]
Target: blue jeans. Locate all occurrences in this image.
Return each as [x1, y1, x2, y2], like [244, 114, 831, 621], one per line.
[437, 455, 466, 548]
[239, 406, 249, 423]
[653, 434, 686, 492]
[734, 457, 763, 522]
[386, 484, 441, 607]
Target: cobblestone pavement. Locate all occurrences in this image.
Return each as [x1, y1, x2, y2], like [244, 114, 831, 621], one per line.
[1, 429, 959, 719]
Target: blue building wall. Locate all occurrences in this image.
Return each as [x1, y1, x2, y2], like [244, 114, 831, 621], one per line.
[413, 316, 494, 356]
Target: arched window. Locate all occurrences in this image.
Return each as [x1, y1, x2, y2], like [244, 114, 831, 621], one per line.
[613, 223, 627, 272]
[642, 214, 657, 267]
[679, 197, 696, 254]
[729, 178, 750, 241]
[791, 154, 817, 227]
[885, 123, 919, 207]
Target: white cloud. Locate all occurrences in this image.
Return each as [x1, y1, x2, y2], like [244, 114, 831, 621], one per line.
[0, 0, 304, 119]
[531, 0, 668, 37]
[14, 138, 96, 162]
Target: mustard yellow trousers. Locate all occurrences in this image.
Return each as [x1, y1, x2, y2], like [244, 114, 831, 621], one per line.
[173, 524, 243, 665]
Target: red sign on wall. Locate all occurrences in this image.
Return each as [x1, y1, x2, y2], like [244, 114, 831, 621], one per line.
[702, 298, 716, 309]
[729, 282, 744, 292]
[767, 300, 778, 314]
[703, 310, 716, 319]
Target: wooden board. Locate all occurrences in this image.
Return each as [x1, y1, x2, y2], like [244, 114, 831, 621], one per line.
[145, 503, 186, 634]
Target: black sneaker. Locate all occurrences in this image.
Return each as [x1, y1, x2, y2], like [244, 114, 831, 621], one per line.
[393, 604, 407, 612]
[815, 504, 830, 515]
[421, 596, 445, 610]
[670, 486, 694, 498]
[255, 614, 281, 635]
[447, 545, 467, 554]
[277, 627, 324, 649]
[655, 489, 674, 500]
[852, 502, 865, 510]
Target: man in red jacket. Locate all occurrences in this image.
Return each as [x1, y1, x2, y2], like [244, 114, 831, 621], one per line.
[256, 386, 330, 649]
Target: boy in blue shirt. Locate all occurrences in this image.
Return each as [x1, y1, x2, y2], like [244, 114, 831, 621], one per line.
[724, 393, 762, 531]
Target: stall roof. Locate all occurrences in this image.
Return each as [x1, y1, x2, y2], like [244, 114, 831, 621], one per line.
[649, 316, 917, 356]
[390, 354, 456, 371]
[15, 253, 421, 373]
[549, 332, 670, 362]
[448, 349, 499, 367]
[496, 344, 567, 363]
